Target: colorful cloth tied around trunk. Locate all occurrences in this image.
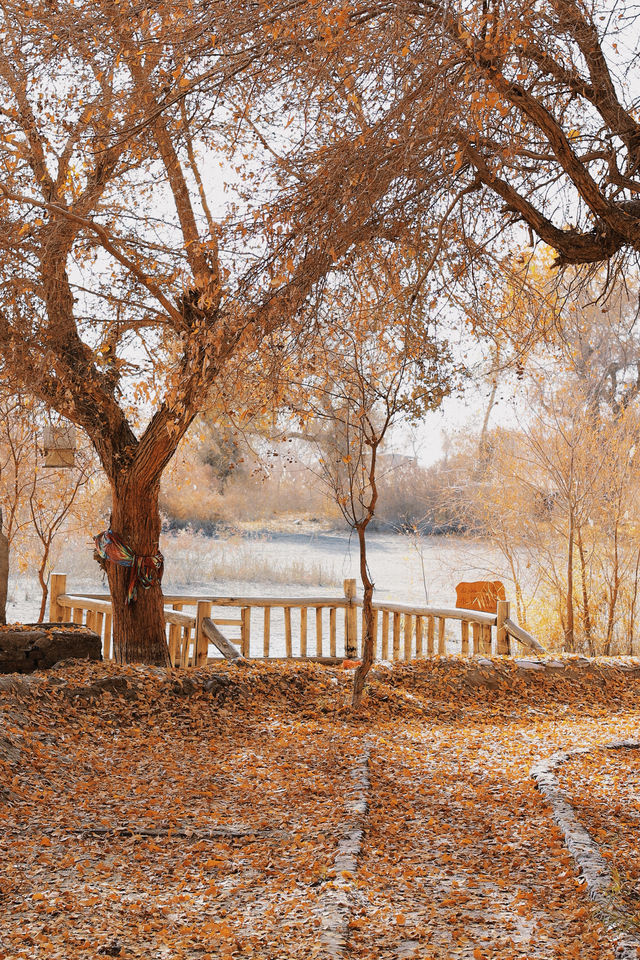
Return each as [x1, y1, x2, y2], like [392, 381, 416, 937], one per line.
[93, 529, 164, 604]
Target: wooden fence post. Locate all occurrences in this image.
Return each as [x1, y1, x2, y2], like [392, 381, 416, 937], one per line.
[49, 573, 67, 622]
[263, 607, 271, 658]
[427, 616, 435, 656]
[300, 606, 308, 658]
[404, 614, 412, 660]
[196, 600, 212, 667]
[284, 607, 292, 657]
[344, 579, 358, 658]
[392, 611, 401, 659]
[103, 612, 113, 661]
[329, 607, 337, 657]
[461, 620, 469, 656]
[496, 600, 510, 655]
[381, 610, 389, 660]
[414, 616, 422, 658]
[241, 606, 251, 658]
[316, 607, 323, 657]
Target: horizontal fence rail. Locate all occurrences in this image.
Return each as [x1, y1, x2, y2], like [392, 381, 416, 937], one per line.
[49, 574, 539, 667]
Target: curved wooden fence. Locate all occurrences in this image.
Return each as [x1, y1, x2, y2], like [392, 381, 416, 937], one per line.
[48, 574, 543, 667]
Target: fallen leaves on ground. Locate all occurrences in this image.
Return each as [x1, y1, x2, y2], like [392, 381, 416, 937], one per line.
[1, 656, 639, 958]
[556, 744, 640, 934]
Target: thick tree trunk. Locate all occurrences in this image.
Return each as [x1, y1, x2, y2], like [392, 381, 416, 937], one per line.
[105, 476, 169, 665]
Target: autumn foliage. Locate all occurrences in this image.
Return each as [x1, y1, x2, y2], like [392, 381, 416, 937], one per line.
[2, 657, 640, 958]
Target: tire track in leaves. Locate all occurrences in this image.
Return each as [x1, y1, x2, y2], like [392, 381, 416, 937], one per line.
[533, 742, 640, 960]
[348, 729, 621, 959]
[316, 744, 371, 958]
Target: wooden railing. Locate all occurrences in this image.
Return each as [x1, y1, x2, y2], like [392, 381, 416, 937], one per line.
[49, 573, 533, 666]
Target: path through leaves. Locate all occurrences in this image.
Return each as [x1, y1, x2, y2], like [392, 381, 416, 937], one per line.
[1, 658, 639, 958]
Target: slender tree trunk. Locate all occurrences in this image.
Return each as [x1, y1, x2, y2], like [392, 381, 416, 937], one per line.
[0, 509, 8, 626]
[105, 474, 169, 665]
[37, 539, 51, 622]
[628, 547, 640, 655]
[604, 524, 620, 656]
[565, 512, 575, 652]
[352, 523, 374, 709]
[576, 526, 592, 652]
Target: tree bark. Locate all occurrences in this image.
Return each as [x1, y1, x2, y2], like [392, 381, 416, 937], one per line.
[37, 546, 49, 623]
[0, 525, 7, 627]
[105, 475, 169, 666]
[352, 523, 374, 709]
[565, 511, 575, 652]
[576, 526, 592, 652]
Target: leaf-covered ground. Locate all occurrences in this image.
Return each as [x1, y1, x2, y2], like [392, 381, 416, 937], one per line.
[1, 657, 640, 959]
[556, 744, 640, 938]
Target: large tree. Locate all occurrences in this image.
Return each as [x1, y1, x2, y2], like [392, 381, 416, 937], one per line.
[263, 0, 640, 275]
[0, 1, 423, 662]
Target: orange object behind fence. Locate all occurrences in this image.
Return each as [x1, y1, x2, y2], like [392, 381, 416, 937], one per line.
[455, 580, 506, 613]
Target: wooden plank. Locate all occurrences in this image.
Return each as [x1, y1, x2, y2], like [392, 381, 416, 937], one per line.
[72, 607, 83, 625]
[165, 609, 195, 628]
[381, 610, 389, 660]
[480, 623, 492, 655]
[415, 616, 423, 658]
[392, 611, 401, 660]
[202, 618, 243, 661]
[461, 620, 469, 656]
[344, 579, 358, 658]
[48, 573, 67, 622]
[299, 607, 307, 658]
[496, 600, 510, 655]
[241, 607, 251, 658]
[157, 594, 352, 609]
[180, 626, 191, 668]
[427, 616, 435, 656]
[103, 613, 113, 660]
[503, 617, 547, 654]
[168, 623, 179, 666]
[371, 602, 496, 624]
[284, 607, 292, 658]
[472, 623, 481, 655]
[60, 595, 112, 615]
[263, 607, 271, 658]
[438, 617, 446, 655]
[316, 607, 323, 657]
[196, 600, 212, 667]
[404, 614, 412, 660]
[74, 592, 498, 624]
[372, 609, 378, 659]
[329, 607, 336, 657]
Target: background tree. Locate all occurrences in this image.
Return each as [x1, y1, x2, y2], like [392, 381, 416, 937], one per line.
[283, 255, 454, 705]
[0, 392, 101, 622]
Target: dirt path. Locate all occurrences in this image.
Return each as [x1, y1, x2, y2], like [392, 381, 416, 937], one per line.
[1, 659, 639, 959]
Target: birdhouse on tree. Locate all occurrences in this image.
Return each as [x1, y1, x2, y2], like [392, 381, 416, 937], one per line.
[42, 424, 76, 468]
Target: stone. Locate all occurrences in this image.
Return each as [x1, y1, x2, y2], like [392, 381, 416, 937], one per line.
[0, 623, 101, 674]
[515, 659, 546, 671]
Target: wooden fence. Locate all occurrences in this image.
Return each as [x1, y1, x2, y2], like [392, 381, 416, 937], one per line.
[49, 573, 538, 667]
